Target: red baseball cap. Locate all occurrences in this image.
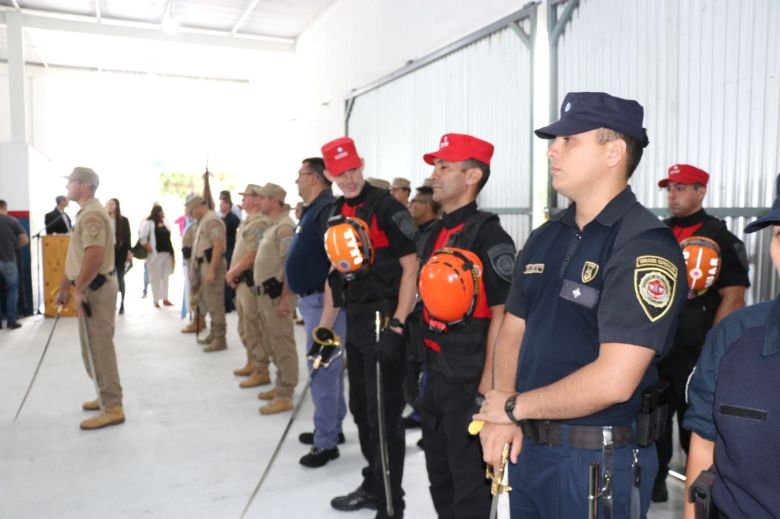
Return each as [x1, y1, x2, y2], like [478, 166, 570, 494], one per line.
[658, 164, 709, 188]
[423, 133, 494, 166]
[322, 137, 362, 176]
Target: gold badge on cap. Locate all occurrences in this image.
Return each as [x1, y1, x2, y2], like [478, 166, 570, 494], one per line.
[581, 261, 599, 284]
[634, 256, 678, 322]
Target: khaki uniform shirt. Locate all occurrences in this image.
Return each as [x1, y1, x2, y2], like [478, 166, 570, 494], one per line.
[230, 213, 271, 271]
[182, 221, 198, 249]
[193, 210, 226, 261]
[65, 198, 115, 280]
[253, 213, 295, 284]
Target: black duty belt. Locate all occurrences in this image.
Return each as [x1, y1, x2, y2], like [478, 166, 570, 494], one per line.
[521, 421, 634, 450]
[298, 288, 324, 298]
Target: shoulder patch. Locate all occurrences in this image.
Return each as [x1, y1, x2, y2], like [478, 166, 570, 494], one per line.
[390, 210, 416, 240]
[487, 243, 516, 283]
[83, 216, 102, 237]
[634, 255, 678, 322]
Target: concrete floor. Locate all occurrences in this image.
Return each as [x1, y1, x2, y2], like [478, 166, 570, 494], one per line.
[0, 271, 685, 518]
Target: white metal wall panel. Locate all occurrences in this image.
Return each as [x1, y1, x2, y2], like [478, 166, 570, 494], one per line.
[348, 27, 533, 248]
[555, 0, 780, 302]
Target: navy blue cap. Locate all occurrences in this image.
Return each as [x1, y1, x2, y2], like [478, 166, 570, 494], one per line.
[744, 173, 780, 233]
[535, 92, 650, 148]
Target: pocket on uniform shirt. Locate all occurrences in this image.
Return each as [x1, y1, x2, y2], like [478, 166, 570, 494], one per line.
[558, 279, 600, 309]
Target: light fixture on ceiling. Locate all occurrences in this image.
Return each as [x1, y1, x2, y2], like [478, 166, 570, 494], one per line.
[162, 0, 180, 34]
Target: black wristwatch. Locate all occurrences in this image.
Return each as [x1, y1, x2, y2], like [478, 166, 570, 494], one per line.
[389, 317, 405, 332]
[504, 393, 524, 425]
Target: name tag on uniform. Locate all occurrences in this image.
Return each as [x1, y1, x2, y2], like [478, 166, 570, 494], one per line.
[559, 279, 600, 309]
[524, 263, 545, 275]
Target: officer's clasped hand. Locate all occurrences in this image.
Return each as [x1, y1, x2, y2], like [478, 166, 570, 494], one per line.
[376, 328, 404, 364]
[309, 326, 342, 369]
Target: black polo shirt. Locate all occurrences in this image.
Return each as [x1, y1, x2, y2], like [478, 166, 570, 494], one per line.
[506, 187, 687, 426]
[285, 188, 336, 295]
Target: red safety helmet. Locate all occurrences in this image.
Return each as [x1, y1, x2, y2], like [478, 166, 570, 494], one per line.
[419, 247, 483, 333]
[680, 236, 721, 296]
[324, 216, 374, 280]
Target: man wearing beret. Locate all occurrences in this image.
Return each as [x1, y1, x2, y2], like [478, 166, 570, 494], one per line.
[474, 92, 688, 518]
[652, 164, 749, 502]
[318, 137, 418, 518]
[56, 167, 125, 430]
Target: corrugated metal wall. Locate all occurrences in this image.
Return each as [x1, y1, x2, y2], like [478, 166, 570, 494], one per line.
[555, 0, 780, 303]
[348, 25, 535, 250]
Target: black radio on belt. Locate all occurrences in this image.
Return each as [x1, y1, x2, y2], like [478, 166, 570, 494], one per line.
[88, 273, 109, 291]
[261, 277, 283, 299]
[203, 247, 214, 263]
[635, 380, 670, 447]
[237, 270, 255, 287]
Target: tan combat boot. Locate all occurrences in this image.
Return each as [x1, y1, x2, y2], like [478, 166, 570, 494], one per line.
[233, 360, 254, 376]
[257, 387, 277, 401]
[239, 368, 271, 388]
[203, 337, 227, 352]
[80, 405, 125, 430]
[181, 315, 206, 334]
[82, 399, 100, 411]
[259, 397, 293, 415]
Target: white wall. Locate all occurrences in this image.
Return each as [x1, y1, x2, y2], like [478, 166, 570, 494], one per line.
[291, 0, 526, 157]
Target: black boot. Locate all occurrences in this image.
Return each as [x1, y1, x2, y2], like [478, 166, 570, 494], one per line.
[331, 487, 376, 511]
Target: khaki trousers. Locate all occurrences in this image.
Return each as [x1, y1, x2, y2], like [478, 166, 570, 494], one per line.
[199, 259, 226, 339]
[256, 294, 298, 398]
[78, 277, 123, 408]
[235, 282, 269, 371]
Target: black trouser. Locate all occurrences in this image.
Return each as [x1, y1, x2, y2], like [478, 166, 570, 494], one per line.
[421, 369, 491, 519]
[345, 306, 406, 515]
[656, 348, 698, 483]
[223, 248, 235, 313]
[114, 252, 125, 305]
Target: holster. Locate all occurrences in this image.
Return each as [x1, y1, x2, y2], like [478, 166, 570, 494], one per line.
[203, 247, 214, 263]
[261, 277, 283, 299]
[635, 380, 670, 447]
[690, 466, 720, 519]
[89, 274, 108, 291]
[238, 270, 255, 287]
[182, 246, 192, 260]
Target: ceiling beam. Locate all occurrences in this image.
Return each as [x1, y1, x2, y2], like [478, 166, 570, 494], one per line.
[232, 0, 262, 35]
[0, 7, 294, 52]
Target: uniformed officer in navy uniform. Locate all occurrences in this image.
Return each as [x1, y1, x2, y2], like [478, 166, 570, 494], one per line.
[653, 163, 750, 502]
[318, 137, 418, 518]
[683, 173, 780, 519]
[418, 133, 516, 518]
[284, 157, 348, 467]
[474, 92, 688, 518]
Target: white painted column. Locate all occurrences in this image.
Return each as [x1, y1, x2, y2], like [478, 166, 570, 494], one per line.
[531, 3, 551, 228]
[6, 10, 28, 143]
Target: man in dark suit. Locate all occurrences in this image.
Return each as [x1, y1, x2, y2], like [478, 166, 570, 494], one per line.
[45, 195, 72, 234]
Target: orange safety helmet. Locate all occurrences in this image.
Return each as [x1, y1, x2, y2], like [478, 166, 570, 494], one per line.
[419, 247, 483, 332]
[680, 236, 721, 296]
[324, 216, 374, 280]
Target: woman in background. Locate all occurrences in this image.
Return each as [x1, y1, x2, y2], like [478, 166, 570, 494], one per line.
[139, 205, 174, 308]
[106, 198, 131, 314]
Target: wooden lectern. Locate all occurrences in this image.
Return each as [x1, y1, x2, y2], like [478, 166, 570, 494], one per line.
[42, 235, 76, 317]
